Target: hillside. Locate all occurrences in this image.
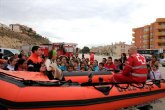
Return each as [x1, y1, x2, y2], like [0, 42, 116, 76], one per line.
[0, 24, 50, 49]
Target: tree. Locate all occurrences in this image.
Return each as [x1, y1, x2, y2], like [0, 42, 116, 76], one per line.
[82, 46, 90, 53]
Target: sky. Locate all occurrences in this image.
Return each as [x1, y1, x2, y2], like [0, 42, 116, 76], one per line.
[0, 0, 165, 48]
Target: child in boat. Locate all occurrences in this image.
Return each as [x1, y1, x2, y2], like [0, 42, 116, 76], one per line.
[45, 50, 63, 80]
[15, 59, 28, 71]
[67, 63, 74, 72]
[98, 62, 107, 71]
[149, 64, 162, 80]
[4, 57, 17, 71]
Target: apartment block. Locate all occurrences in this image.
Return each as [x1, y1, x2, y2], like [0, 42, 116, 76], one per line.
[132, 18, 165, 50]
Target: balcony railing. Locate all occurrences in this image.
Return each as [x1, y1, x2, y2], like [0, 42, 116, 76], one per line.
[157, 39, 165, 42]
[132, 38, 135, 41]
[156, 32, 165, 36]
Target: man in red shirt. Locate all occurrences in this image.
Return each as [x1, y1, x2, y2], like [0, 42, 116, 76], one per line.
[90, 52, 94, 64]
[104, 57, 116, 71]
[109, 46, 148, 83]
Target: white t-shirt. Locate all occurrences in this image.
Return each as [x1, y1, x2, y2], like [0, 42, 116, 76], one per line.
[6, 65, 15, 71]
[149, 70, 162, 80]
[44, 59, 62, 79]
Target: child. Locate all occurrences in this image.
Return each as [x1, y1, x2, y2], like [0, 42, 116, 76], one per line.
[149, 64, 162, 80]
[67, 63, 74, 72]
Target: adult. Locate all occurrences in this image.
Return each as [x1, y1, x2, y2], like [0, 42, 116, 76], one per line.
[109, 46, 148, 83]
[90, 52, 94, 64]
[119, 53, 127, 70]
[27, 46, 45, 72]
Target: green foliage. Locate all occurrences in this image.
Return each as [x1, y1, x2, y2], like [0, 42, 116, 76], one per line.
[81, 46, 90, 53]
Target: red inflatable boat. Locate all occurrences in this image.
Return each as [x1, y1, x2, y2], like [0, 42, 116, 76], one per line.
[0, 69, 165, 110]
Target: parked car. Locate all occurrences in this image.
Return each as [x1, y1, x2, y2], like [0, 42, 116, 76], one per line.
[160, 58, 165, 67]
[142, 54, 152, 62]
[0, 48, 20, 58]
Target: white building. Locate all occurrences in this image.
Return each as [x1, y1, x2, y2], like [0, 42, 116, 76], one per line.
[113, 42, 130, 57]
[9, 24, 22, 33]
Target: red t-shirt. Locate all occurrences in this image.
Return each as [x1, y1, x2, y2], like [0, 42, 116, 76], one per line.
[104, 62, 116, 70]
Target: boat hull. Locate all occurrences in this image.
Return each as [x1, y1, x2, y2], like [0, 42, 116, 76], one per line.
[0, 69, 165, 110]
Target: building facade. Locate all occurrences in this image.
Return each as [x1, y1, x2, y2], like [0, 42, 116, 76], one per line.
[9, 24, 22, 33]
[91, 42, 130, 57]
[113, 42, 130, 56]
[132, 18, 165, 50]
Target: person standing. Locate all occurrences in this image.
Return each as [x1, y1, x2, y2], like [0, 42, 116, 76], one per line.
[90, 52, 94, 65]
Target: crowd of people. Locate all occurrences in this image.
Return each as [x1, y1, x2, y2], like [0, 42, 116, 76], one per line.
[0, 45, 162, 82]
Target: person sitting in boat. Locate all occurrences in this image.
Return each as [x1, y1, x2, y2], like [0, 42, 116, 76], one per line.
[80, 67, 86, 72]
[73, 59, 80, 71]
[98, 62, 107, 71]
[0, 53, 7, 69]
[149, 64, 162, 81]
[80, 61, 88, 71]
[119, 53, 127, 70]
[109, 46, 148, 83]
[87, 67, 93, 71]
[114, 59, 121, 71]
[4, 56, 17, 71]
[101, 58, 107, 65]
[27, 46, 46, 72]
[67, 63, 74, 72]
[14, 59, 28, 71]
[44, 50, 63, 80]
[59, 56, 68, 71]
[104, 57, 116, 71]
[92, 60, 99, 72]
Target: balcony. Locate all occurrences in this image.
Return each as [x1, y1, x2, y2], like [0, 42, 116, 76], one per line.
[143, 30, 150, 34]
[142, 36, 149, 40]
[158, 25, 165, 30]
[143, 41, 149, 45]
[157, 39, 165, 43]
[156, 18, 165, 23]
[150, 41, 154, 45]
[158, 42, 165, 46]
[132, 38, 135, 41]
[132, 33, 135, 37]
[156, 32, 165, 36]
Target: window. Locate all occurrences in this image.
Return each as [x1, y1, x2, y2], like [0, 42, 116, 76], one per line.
[65, 47, 74, 52]
[4, 50, 14, 57]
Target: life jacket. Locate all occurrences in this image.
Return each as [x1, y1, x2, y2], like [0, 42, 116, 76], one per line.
[28, 54, 42, 64]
